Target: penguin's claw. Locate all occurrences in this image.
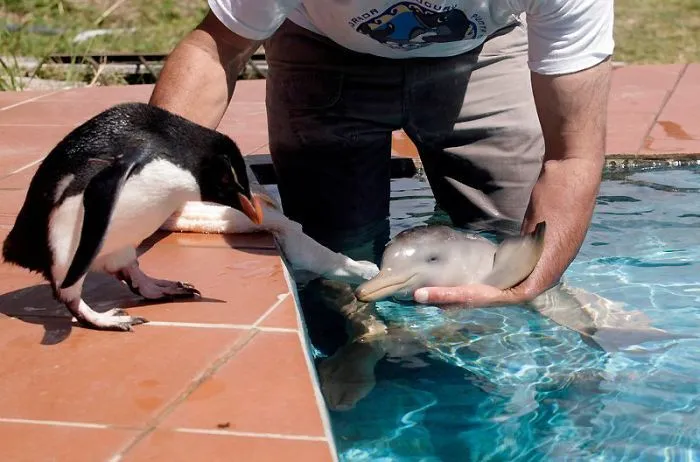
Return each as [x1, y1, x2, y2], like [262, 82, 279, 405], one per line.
[174, 282, 201, 298]
[117, 264, 201, 300]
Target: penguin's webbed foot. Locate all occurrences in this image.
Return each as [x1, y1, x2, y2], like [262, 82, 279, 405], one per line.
[118, 263, 201, 300]
[67, 299, 148, 332]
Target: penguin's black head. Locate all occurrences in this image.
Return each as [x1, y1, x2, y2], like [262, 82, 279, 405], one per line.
[198, 138, 264, 225]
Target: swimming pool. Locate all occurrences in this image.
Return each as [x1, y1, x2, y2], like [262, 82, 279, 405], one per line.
[291, 165, 700, 461]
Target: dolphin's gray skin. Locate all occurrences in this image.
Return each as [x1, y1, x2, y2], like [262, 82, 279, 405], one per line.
[355, 222, 546, 302]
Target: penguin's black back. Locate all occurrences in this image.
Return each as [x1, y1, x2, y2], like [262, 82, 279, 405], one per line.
[2, 102, 241, 278]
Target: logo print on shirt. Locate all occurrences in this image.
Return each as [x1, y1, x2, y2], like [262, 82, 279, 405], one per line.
[350, 2, 482, 51]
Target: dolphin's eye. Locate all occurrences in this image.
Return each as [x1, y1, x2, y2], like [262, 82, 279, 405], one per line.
[427, 254, 440, 263]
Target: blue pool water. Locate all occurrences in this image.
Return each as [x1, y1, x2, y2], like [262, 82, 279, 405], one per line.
[289, 165, 700, 461]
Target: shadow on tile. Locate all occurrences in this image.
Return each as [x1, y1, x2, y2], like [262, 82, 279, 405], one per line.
[0, 273, 229, 347]
[0, 230, 286, 346]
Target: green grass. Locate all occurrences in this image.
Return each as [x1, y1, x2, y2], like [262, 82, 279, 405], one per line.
[0, 0, 207, 89]
[614, 0, 700, 64]
[1, 0, 207, 56]
[0, 0, 698, 89]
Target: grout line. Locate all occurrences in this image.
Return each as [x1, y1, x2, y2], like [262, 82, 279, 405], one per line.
[0, 417, 110, 429]
[6, 156, 45, 175]
[243, 142, 270, 156]
[636, 63, 689, 153]
[0, 89, 67, 112]
[252, 292, 291, 328]
[143, 320, 296, 333]
[144, 321, 297, 334]
[111, 329, 259, 460]
[174, 428, 327, 442]
[0, 123, 73, 127]
[280, 263, 340, 462]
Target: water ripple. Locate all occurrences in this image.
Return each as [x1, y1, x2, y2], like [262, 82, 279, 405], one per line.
[313, 167, 700, 462]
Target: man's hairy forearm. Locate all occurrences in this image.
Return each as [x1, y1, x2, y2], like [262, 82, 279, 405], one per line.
[520, 157, 602, 296]
[518, 59, 612, 297]
[149, 11, 260, 129]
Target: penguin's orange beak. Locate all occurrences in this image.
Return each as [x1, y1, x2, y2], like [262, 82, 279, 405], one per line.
[238, 192, 264, 225]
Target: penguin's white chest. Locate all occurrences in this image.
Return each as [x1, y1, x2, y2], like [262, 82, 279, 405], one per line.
[101, 159, 201, 251]
[48, 159, 201, 280]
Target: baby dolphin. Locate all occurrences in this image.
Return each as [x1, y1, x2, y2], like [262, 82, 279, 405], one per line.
[2, 102, 264, 332]
[355, 222, 546, 302]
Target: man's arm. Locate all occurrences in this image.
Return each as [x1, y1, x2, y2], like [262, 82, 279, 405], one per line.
[414, 57, 612, 306]
[149, 10, 262, 129]
[516, 57, 611, 298]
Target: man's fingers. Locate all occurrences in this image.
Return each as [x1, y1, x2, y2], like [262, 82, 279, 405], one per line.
[413, 284, 528, 308]
[414, 287, 472, 305]
[414, 285, 503, 307]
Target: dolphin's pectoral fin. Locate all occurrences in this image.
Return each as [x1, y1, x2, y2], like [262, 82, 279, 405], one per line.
[481, 221, 546, 290]
[61, 153, 147, 289]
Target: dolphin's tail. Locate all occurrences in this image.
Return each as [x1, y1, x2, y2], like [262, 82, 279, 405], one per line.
[585, 327, 695, 353]
[530, 284, 694, 353]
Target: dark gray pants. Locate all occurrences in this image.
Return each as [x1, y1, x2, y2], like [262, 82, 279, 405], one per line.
[264, 20, 544, 262]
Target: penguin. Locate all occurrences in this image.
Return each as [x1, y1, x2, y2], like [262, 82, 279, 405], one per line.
[2, 102, 264, 332]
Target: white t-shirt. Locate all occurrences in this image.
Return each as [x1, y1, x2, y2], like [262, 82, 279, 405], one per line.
[208, 0, 614, 75]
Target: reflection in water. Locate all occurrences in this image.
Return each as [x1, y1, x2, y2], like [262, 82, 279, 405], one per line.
[292, 166, 700, 461]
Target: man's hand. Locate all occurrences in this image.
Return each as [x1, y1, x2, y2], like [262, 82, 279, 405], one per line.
[414, 282, 533, 308]
[414, 57, 612, 308]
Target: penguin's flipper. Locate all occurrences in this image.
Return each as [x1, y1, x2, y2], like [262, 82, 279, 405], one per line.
[61, 156, 144, 289]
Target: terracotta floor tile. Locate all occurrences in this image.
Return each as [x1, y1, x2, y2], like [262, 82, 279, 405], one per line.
[39, 84, 154, 103]
[0, 154, 45, 178]
[650, 66, 700, 142]
[605, 136, 640, 156]
[0, 101, 112, 126]
[229, 79, 267, 104]
[605, 111, 657, 154]
[391, 130, 420, 158]
[610, 64, 685, 91]
[0, 263, 50, 317]
[126, 239, 289, 325]
[161, 331, 326, 437]
[0, 262, 145, 320]
[0, 241, 287, 325]
[646, 119, 698, 142]
[216, 126, 269, 155]
[0, 422, 137, 462]
[259, 294, 299, 330]
[0, 188, 28, 224]
[0, 124, 70, 153]
[123, 429, 332, 462]
[246, 143, 270, 155]
[607, 86, 670, 116]
[0, 315, 248, 426]
[160, 229, 276, 250]
[0, 90, 58, 110]
[220, 103, 267, 123]
[0, 166, 39, 189]
[639, 139, 700, 156]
